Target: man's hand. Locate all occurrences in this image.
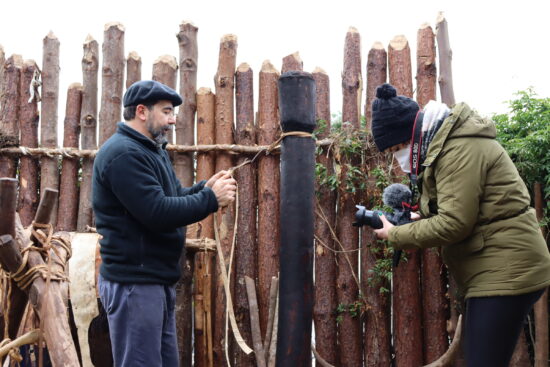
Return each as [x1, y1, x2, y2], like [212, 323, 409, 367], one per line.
[206, 170, 230, 188]
[373, 214, 394, 240]
[211, 175, 237, 208]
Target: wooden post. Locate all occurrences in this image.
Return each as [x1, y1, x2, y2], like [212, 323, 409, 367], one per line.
[388, 33, 424, 367]
[0, 178, 28, 341]
[175, 24, 198, 365]
[152, 55, 178, 144]
[0, 55, 22, 178]
[416, 24, 449, 365]
[281, 52, 303, 74]
[126, 51, 141, 89]
[175, 21, 198, 187]
[335, 27, 363, 367]
[213, 34, 237, 367]
[57, 84, 83, 231]
[234, 63, 257, 367]
[533, 182, 548, 367]
[77, 35, 99, 232]
[99, 22, 125, 146]
[362, 42, 392, 367]
[40, 32, 61, 227]
[0, 45, 4, 97]
[257, 60, 280, 337]
[276, 70, 316, 367]
[17, 60, 40, 227]
[312, 67, 338, 367]
[7, 189, 80, 366]
[435, 12, 455, 106]
[193, 87, 216, 367]
[365, 42, 387, 129]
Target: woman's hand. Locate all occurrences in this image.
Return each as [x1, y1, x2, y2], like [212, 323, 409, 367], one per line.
[373, 214, 394, 240]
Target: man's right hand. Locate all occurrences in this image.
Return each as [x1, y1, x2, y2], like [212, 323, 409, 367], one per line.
[211, 175, 237, 208]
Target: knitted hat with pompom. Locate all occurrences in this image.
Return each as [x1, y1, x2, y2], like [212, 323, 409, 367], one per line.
[371, 83, 419, 152]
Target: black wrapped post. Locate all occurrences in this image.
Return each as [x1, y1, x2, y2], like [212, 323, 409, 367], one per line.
[276, 71, 316, 366]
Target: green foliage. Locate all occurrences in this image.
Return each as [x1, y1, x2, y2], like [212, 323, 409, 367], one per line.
[335, 299, 366, 324]
[493, 88, 550, 229]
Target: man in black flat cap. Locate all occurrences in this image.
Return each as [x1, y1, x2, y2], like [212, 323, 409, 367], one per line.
[92, 80, 236, 367]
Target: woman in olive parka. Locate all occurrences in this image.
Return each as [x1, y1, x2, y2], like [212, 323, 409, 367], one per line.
[371, 84, 550, 367]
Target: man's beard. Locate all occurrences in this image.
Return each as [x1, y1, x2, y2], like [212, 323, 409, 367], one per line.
[146, 117, 171, 145]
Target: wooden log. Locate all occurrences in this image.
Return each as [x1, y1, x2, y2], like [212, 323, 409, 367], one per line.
[281, 52, 303, 74]
[435, 12, 455, 106]
[388, 33, 424, 367]
[335, 27, 363, 367]
[18, 60, 40, 227]
[365, 42, 387, 129]
[77, 35, 99, 232]
[0, 329, 40, 358]
[175, 24, 198, 365]
[416, 24, 437, 108]
[175, 21, 198, 187]
[245, 276, 266, 367]
[276, 71, 316, 367]
[533, 182, 548, 367]
[213, 34, 237, 367]
[0, 54, 22, 178]
[192, 87, 217, 367]
[0, 178, 28, 341]
[152, 55, 178, 144]
[99, 22, 125, 146]
[510, 330, 531, 367]
[125, 51, 141, 89]
[0, 45, 4, 98]
[40, 32, 61, 228]
[257, 60, 280, 337]
[57, 84, 83, 231]
[12, 189, 80, 366]
[312, 67, 338, 367]
[416, 23, 449, 365]
[234, 63, 257, 367]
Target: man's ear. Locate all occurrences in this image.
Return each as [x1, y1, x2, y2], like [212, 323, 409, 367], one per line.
[136, 104, 149, 121]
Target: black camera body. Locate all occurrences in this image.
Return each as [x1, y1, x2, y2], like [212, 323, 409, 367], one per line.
[352, 183, 413, 266]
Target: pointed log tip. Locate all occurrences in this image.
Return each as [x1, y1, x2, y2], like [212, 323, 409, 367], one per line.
[154, 55, 178, 68]
[180, 20, 197, 27]
[0, 44, 4, 53]
[69, 82, 83, 90]
[128, 51, 141, 60]
[436, 11, 445, 23]
[22, 59, 38, 68]
[45, 30, 57, 40]
[348, 26, 359, 33]
[84, 34, 96, 43]
[390, 35, 408, 50]
[284, 51, 302, 62]
[371, 41, 385, 50]
[10, 54, 23, 67]
[221, 34, 237, 43]
[312, 66, 327, 75]
[197, 87, 212, 95]
[420, 22, 432, 30]
[237, 63, 251, 72]
[261, 60, 279, 74]
[104, 22, 125, 32]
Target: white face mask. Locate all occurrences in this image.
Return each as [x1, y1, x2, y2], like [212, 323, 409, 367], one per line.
[393, 144, 411, 173]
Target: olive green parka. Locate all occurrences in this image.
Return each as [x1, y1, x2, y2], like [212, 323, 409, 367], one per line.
[389, 103, 550, 299]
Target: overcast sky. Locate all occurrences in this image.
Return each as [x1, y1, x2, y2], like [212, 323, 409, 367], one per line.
[1, 0, 548, 141]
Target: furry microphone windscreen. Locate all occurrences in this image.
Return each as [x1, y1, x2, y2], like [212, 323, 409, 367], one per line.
[382, 183, 412, 209]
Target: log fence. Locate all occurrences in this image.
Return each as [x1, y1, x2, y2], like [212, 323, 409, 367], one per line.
[0, 14, 547, 367]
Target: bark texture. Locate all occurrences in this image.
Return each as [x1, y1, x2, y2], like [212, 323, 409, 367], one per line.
[388, 34, 424, 367]
[435, 12, 455, 106]
[99, 22, 125, 146]
[365, 42, 387, 129]
[312, 67, 338, 367]
[77, 35, 99, 231]
[0, 55, 22, 178]
[152, 54, 178, 145]
[57, 84, 82, 231]
[234, 63, 257, 367]
[125, 51, 141, 89]
[281, 52, 303, 74]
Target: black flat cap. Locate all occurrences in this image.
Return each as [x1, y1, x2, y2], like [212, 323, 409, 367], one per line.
[123, 80, 183, 107]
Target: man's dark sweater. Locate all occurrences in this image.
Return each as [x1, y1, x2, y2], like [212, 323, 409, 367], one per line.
[92, 123, 218, 284]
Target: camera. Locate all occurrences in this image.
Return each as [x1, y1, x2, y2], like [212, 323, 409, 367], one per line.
[352, 183, 413, 266]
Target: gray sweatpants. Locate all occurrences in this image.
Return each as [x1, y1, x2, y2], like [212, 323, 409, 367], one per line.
[98, 275, 179, 367]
